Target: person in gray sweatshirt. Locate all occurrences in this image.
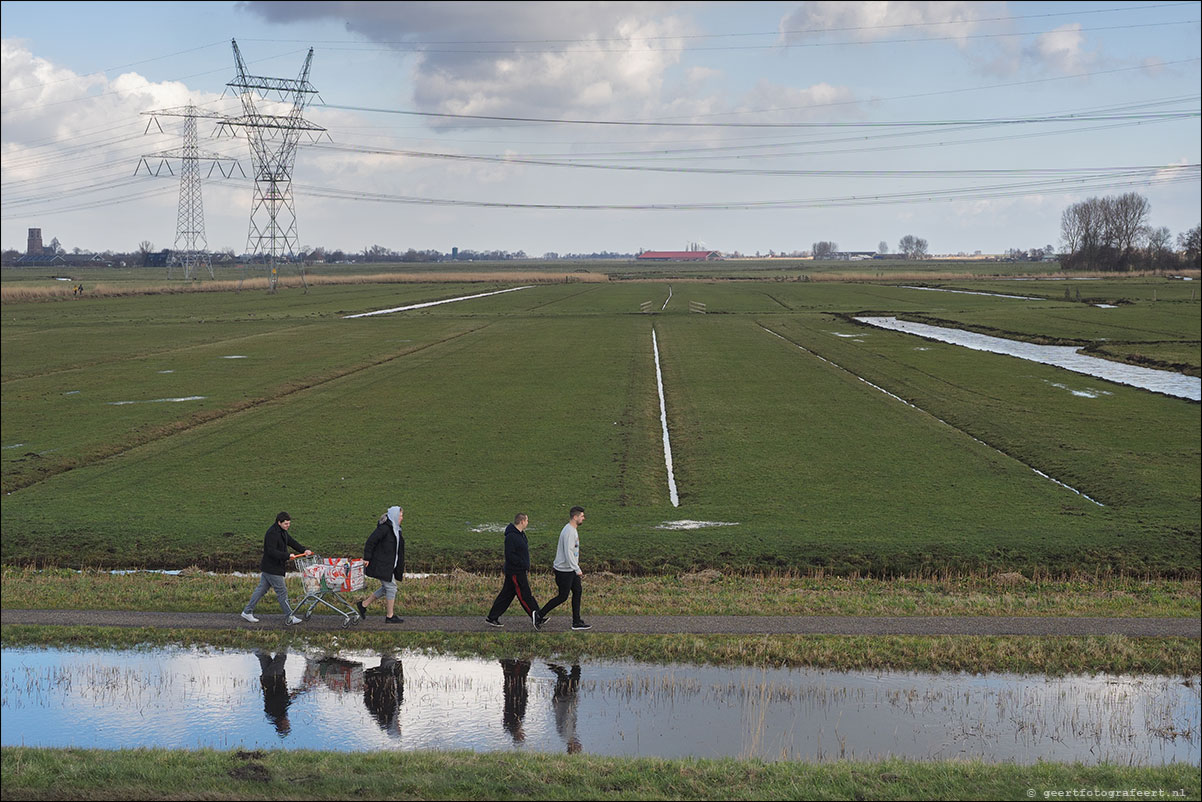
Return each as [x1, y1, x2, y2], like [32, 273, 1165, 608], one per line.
[536, 506, 590, 630]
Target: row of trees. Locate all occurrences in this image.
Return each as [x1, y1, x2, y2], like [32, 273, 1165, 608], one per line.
[1060, 192, 1200, 270]
[809, 235, 929, 259]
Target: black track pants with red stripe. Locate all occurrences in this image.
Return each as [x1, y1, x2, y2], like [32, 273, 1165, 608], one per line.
[488, 571, 541, 621]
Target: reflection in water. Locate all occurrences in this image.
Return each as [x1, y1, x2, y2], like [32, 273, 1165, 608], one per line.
[500, 659, 531, 743]
[550, 664, 582, 754]
[364, 656, 403, 736]
[2, 647, 1197, 764]
[256, 649, 301, 737]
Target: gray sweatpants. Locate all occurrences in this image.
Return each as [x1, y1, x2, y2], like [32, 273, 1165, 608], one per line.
[243, 572, 291, 616]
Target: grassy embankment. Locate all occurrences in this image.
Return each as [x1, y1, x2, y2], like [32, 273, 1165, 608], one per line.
[3, 747, 1198, 801]
[3, 568, 1198, 674]
[2, 279, 1197, 576]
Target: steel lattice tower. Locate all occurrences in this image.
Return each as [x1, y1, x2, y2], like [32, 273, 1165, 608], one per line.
[221, 39, 326, 293]
[137, 105, 241, 280]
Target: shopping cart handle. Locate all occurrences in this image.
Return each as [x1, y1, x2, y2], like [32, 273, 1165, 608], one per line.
[289, 550, 314, 560]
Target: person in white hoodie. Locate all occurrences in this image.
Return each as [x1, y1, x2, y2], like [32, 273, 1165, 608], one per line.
[357, 506, 405, 624]
[536, 506, 591, 630]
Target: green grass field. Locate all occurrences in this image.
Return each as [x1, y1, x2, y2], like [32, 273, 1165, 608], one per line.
[2, 270, 1197, 576]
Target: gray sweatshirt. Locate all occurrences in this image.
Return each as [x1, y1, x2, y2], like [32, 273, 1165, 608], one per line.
[553, 523, 580, 573]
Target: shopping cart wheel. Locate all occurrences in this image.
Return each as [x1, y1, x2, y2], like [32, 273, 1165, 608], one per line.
[303, 609, 313, 621]
[341, 617, 353, 629]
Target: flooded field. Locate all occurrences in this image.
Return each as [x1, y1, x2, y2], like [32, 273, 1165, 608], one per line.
[854, 316, 1201, 401]
[2, 647, 1197, 763]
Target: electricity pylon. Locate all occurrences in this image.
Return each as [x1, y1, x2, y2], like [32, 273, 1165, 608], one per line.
[137, 104, 241, 280]
[220, 39, 326, 293]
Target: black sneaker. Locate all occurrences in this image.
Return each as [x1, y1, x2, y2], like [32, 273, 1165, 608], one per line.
[531, 610, 541, 631]
[571, 621, 592, 631]
[484, 617, 504, 628]
[355, 601, 368, 620]
[384, 616, 404, 624]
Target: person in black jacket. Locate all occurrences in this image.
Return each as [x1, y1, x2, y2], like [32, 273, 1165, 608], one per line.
[356, 506, 405, 624]
[241, 512, 311, 624]
[484, 513, 542, 629]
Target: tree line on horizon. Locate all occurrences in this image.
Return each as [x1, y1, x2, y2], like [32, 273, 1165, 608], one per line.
[1059, 192, 1200, 271]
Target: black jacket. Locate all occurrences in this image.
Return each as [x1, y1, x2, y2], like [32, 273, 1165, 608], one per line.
[260, 522, 307, 577]
[364, 521, 405, 582]
[502, 523, 530, 574]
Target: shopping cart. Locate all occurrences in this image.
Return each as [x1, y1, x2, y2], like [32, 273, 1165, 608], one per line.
[289, 555, 366, 628]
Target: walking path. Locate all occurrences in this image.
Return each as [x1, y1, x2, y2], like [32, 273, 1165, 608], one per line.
[3, 609, 1197, 637]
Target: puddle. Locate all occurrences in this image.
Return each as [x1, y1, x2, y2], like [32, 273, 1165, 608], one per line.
[63, 390, 80, 395]
[157, 370, 175, 374]
[468, 523, 508, 534]
[829, 331, 866, 338]
[2, 443, 26, 450]
[854, 317, 1201, 402]
[107, 396, 207, 406]
[1044, 380, 1112, 399]
[1, 647, 1196, 763]
[899, 286, 1042, 300]
[1093, 304, 1118, 308]
[655, 520, 740, 530]
[222, 355, 248, 359]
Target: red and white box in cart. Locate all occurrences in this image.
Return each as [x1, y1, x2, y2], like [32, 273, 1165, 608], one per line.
[320, 557, 366, 592]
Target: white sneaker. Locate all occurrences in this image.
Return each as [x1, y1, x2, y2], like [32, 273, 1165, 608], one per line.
[288, 615, 303, 625]
[240, 611, 259, 623]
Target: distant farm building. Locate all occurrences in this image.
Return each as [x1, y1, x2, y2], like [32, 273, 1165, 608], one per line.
[637, 250, 722, 261]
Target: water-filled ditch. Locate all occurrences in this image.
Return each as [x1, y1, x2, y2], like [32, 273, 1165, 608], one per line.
[853, 316, 1201, 401]
[2, 647, 1196, 763]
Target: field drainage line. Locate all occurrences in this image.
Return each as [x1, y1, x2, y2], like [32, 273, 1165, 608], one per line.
[758, 324, 1103, 506]
[652, 328, 680, 507]
[343, 286, 533, 318]
[662, 285, 672, 311]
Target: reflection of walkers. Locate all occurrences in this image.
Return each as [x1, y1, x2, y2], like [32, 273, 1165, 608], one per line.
[356, 506, 405, 624]
[256, 649, 301, 736]
[363, 655, 403, 736]
[549, 663, 583, 753]
[537, 506, 590, 631]
[500, 658, 531, 743]
[485, 514, 541, 629]
[241, 512, 310, 624]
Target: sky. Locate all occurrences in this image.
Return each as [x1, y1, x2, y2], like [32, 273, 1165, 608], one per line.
[2, 1, 1199, 257]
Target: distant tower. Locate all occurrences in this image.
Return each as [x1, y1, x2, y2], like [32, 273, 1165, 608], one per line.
[137, 105, 240, 280]
[221, 39, 325, 293]
[27, 228, 43, 255]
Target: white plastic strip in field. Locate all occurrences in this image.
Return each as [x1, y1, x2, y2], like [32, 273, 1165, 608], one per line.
[661, 285, 673, 311]
[342, 285, 534, 318]
[652, 328, 680, 507]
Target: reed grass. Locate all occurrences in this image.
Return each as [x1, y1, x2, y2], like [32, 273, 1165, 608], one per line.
[1, 747, 1198, 801]
[2, 626, 1197, 676]
[0, 270, 606, 303]
[2, 566, 1197, 619]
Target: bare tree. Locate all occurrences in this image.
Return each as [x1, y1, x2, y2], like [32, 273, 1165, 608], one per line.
[1146, 226, 1173, 268]
[1105, 192, 1150, 264]
[1178, 224, 1201, 268]
[898, 235, 928, 259]
[812, 241, 838, 259]
[137, 240, 155, 258]
[878, 240, 889, 254]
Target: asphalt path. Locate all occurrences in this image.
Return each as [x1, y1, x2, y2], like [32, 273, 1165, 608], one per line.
[3, 609, 1198, 637]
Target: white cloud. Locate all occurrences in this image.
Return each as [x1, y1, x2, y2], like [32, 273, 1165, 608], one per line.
[779, 1, 1003, 45]
[1025, 23, 1094, 75]
[241, 1, 694, 128]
